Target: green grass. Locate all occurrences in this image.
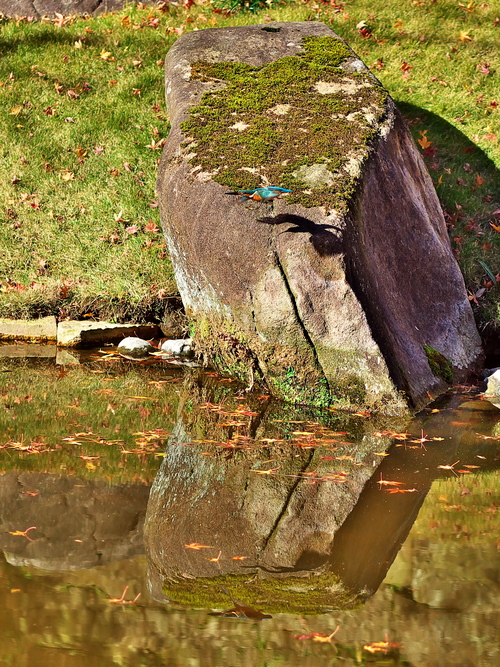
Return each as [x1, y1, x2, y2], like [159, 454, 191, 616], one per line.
[0, 7, 180, 322]
[0, 1, 498, 335]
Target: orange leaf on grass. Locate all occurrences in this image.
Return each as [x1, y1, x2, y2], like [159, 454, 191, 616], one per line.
[418, 131, 432, 150]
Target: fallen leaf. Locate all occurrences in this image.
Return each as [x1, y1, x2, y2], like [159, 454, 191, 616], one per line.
[100, 50, 115, 61]
[477, 62, 491, 75]
[8, 526, 36, 540]
[184, 543, 213, 550]
[212, 602, 272, 620]
[388, 488, 417, 494]
[296, 627, 339, 643]
[250, 466, 280, 475]
[363, 639, 401, 654]
[75, 147, 88, 160]
[377, 475, 404, 487]
[418, 131, 432, 149]
[438, 460, 460, 476]
[144, 220, 159, 233]
[108, 586, 141, 605]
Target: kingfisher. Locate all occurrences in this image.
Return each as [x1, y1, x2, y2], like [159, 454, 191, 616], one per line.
[226, 186, 291, 202]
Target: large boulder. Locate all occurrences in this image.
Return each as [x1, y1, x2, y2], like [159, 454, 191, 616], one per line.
[157, 22, 482, 414]
[0, 0, 125, 18]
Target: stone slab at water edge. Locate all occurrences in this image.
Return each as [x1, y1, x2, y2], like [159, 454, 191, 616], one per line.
[157, 22, 482, 414]
[0, 318, 161, 347]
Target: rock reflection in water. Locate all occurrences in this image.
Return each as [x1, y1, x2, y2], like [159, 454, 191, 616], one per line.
[0, 473, 149, 570]
[145, 389, 500, 616]
[144, 378, 410, 613]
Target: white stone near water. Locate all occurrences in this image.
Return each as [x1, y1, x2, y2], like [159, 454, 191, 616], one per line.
[117, 336, 156, 359]
[484, 369, 500, 396]
[160, 338, 194, 357]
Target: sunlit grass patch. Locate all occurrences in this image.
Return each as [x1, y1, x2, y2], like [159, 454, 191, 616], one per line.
[0, 6, 180, 322]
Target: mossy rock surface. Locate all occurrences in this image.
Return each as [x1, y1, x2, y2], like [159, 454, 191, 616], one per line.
[181, 35, 387, 213]
[158, 22, 482, 414]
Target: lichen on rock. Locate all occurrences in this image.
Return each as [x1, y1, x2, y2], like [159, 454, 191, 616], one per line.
[181, 36, 388, 212]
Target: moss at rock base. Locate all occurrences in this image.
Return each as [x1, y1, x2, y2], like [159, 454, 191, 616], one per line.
[181, 36, 388, 213]
[192, 317, 262, 385]
[192, 317, 370, 409]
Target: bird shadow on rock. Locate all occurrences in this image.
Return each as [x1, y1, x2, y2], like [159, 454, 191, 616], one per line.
[257, 213, 344, 257]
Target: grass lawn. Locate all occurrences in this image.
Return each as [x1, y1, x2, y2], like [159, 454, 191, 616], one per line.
[0, 1, 499, 340]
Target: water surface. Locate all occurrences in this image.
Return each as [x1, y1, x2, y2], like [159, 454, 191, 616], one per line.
[0, 347, 498, 665]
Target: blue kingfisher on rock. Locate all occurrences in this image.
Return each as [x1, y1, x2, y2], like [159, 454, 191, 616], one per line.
[226, 186, 291, 202]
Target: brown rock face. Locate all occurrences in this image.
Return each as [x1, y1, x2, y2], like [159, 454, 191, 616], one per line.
[0, 0, 125, 18]
[157, 22, 482, 413]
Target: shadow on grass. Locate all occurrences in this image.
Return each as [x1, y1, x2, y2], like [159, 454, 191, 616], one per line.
[0, 30, 76, 54]
[396, 101, 500, 209]
[0, 21, 121, 55]
[397, 101, 500, 362]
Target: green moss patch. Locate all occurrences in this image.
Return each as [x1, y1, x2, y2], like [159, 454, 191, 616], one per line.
[163, 570, 363, 615]
[424, 344, 453, 384]
[191, 316, 261, 385]
[181, 36, 388, 212]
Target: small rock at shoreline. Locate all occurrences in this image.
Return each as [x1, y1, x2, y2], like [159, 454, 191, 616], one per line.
[117, 336, 155, 359]
[161, 338, 194, 357]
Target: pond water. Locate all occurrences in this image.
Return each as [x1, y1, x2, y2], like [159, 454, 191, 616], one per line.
[0, 345, 499, 666]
